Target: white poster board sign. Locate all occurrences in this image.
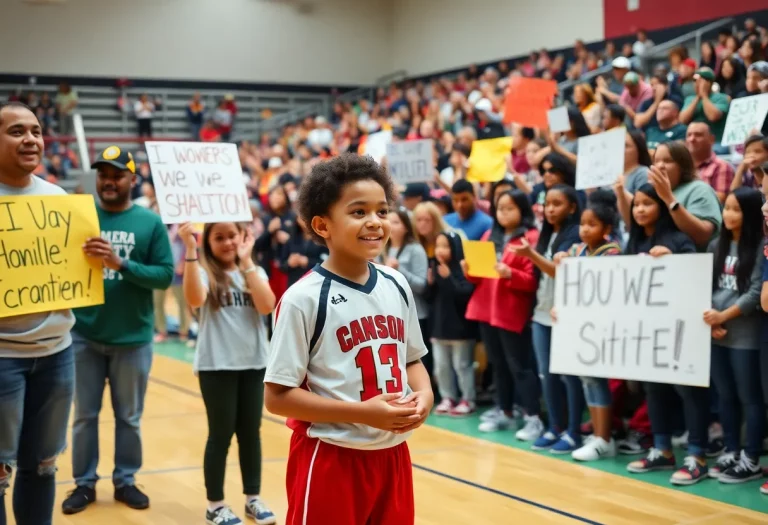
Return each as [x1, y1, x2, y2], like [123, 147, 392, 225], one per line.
[547, 107, 571, 133]
[145, 141, 252, 224]
[365, 130, 392, 164]
[575, 127, 626, 190]
[550, 253, 713, 387]
[386, 139, 433, 184]
[721, 93, 768, 146]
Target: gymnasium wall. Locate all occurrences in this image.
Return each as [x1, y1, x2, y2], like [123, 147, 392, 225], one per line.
[389, 0, 605, 77]
[0, 0, 393, 86]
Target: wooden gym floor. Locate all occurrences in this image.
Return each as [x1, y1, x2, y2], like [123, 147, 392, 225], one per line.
[7, 346, 767, 525]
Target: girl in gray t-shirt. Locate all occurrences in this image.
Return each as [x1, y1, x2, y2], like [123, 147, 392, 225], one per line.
[179, 221, 277, 525]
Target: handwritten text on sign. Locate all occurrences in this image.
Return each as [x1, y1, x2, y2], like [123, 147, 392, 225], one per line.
[575, 127, 626, 190]
[146, 141, 253, 224]
[386, 139, 433, 185]
[0, 195, 104, 318]
[550, 254, 712, 387]
[721, 93, 768, 146]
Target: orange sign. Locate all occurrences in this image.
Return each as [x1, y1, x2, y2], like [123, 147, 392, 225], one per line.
[503, 78, 558, 129]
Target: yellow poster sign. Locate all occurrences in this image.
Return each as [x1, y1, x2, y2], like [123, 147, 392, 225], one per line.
[0, 195, 104, 318]
[467, 136, 514, 183]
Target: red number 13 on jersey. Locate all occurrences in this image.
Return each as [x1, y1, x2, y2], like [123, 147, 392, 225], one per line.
[354, 343, 402, 401]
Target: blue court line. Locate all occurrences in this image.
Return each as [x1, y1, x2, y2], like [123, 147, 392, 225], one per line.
[148, 376, 603, 524]
[411, 463, 604, 525]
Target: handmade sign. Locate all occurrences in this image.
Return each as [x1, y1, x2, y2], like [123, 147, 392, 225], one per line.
[0, 195, 104, 318]
[467, 136, 513, 183]
[721, 93, 768, 147]
[575, 127, 627, 190]
[386, 139, 433, 184]
[503, 77, 558, 128]
[550, 254, 712, 387]
[146, 141, 252, 224]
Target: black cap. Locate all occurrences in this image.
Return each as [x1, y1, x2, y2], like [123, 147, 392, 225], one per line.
[91, 145, 136, 174]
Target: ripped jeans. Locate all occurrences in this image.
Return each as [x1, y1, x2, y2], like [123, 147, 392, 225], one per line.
[0, 346, 75, 525]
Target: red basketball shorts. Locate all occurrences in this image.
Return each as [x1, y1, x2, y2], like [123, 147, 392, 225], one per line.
[285, 432, 415, 525]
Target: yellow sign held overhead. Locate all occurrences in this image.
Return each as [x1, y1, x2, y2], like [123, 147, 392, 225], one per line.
[0, 195, 104, 318]
[467, 136, 514, 183]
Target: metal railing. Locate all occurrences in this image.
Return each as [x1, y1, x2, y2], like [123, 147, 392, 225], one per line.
[639, 17, 735, 74]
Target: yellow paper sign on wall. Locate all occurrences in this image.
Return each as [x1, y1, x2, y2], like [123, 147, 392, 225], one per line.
[0, 195, 104, 318]
[467, 136, 514, 183]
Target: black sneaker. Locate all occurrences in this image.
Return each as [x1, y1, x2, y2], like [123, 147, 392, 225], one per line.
[708, 450, 738, 479]
[114, 485, 150, 510]
[206, 505, 243, 525]
[618, 430, 652, 455]
[627, 448, 677, 473]
[720, 452, 763, 484]
[62, 486, 96, 515]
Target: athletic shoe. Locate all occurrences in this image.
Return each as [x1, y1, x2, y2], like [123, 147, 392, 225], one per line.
[627, 448, 676, 473]
[531, 430, 559, 450]
[760, 481, 768, 495]
[572, 437, 617, 461]
[62, 486, 96, 515]
[207, 505, 243, 525]
[719, 453, 762, 484]
[515, 415, 544, 442]
[245, 497, 277, 524]
[480, 406, 503, 422]
[550, 433, 581, 455]
[617, 430, 652, 455]
[450, 400, 475, 417]
[114, 485, 149, 510]
[708, 450, 738, 479]
[434, 398, 454, 415]
[670, 456, 708, 486]
[478, 411, 513, 432]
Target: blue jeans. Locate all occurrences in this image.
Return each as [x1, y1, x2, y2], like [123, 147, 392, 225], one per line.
[645, 382, 710, 457]
[532, 322, 584, 436]
[0, 346, 75, 525]
[71, 333, 153, 489]
[581, 377, 611, 408]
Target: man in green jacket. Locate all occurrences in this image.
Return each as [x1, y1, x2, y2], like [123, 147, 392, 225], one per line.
[62, 146, 173, 515]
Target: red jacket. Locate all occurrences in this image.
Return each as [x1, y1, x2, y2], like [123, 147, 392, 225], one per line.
[465, 228, 539, 334]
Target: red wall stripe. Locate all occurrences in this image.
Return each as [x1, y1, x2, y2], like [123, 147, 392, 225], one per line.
[603, 0, 764, 39]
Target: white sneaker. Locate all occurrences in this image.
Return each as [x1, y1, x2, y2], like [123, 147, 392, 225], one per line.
[672, 431, 689, 448]
[478, 412, 513, 432]
[434, 398, 454, 415]
[480, 407, 503, 422]
[572, 437, 617, 461]
[450, 400, 475, 416]
[515, 415, 544, 441]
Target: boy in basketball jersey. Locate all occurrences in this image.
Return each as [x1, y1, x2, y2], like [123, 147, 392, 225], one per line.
[264, 153, 433, 525]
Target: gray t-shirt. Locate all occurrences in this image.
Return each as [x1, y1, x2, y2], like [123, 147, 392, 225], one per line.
[387, 242, 429, 319]
[532, 236, 557, 327]
[624, 165, 650, 195]
[0, 177, 75, 358]
[193, 266, 270, 373]
[709, 239, 764, 350]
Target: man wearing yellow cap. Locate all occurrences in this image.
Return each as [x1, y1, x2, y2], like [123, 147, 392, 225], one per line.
[61, 146, 174, 515]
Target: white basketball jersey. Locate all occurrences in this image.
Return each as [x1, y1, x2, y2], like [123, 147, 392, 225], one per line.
[265, 262, 428, 450]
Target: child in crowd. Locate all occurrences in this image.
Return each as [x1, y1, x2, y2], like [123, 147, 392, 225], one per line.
[463, 190, 544, 438]
[428, 231, 477, 415]
[553, 190, 622, 461]
[179, 221, 277, 525]
[264, 154, 433, 525]
[512, 184, 583, 453]
[704, 188, 765, 483]
[623, 184, 710, 485]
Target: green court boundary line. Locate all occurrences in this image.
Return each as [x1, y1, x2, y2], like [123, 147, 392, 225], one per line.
[154, 341, 768, 515]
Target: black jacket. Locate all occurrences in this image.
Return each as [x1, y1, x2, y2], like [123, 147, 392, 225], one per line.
[427, 231, 477, 340]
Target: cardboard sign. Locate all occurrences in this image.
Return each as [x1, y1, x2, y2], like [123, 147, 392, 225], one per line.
[721, 93, 768, 147]
[0, 195, 104, 318]
[462, 241, 499, 278]
[503, 77, 558, 128]
[467, 136, 513, 183]
[547, 107, 571, 133]
[146, 141, 252, 224]
[386, 139, 433, 184]
[364, 130, 392, 164]
[550, 254, 713, 387]
[575, 128, 627, 190]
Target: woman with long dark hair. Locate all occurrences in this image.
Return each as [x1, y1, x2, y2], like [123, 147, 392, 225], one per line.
[704, 188, 765, 483]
